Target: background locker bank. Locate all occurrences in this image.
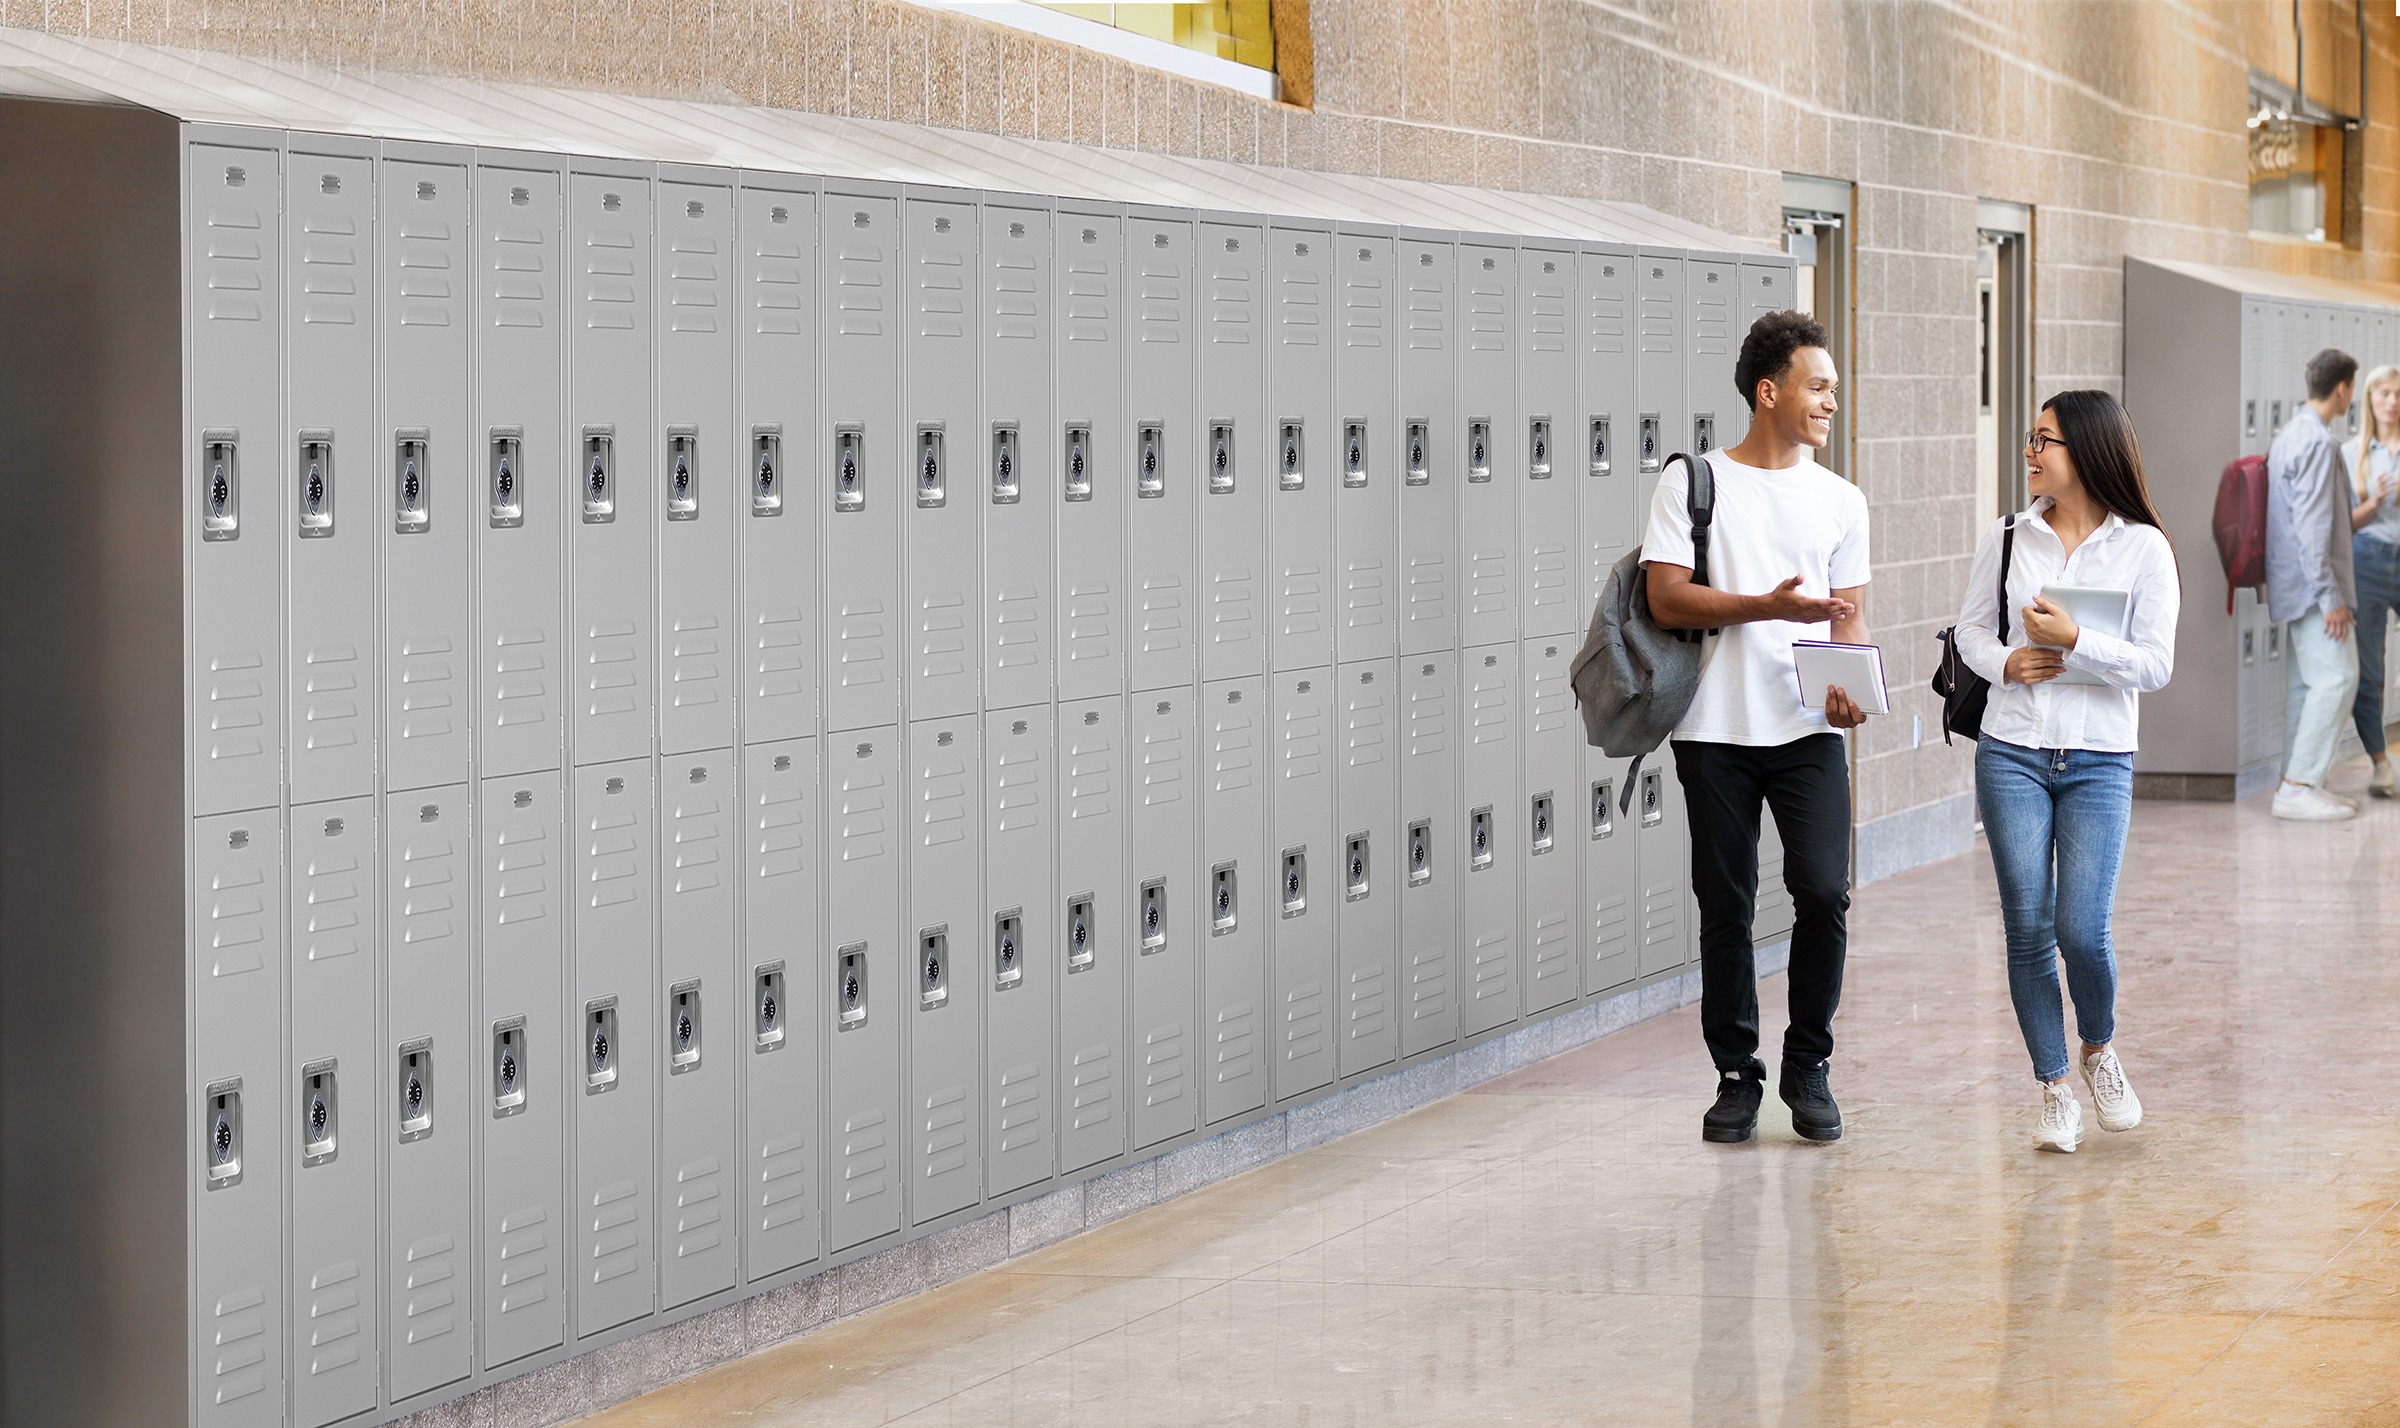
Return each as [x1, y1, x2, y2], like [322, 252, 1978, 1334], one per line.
[0, 82, 1793, 1427]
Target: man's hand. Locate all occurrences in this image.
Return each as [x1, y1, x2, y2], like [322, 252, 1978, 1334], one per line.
[2005, 646, 2066, 684]
[1822, 685, 1867, 729]
[1761, 575, 1856, 624]
[2019, 595, 2080, 651]
[2327, 605, 2356, 641]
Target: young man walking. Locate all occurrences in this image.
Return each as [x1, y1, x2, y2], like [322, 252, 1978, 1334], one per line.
[1642, 311, 1870, 1144]
[2268, 348, 2361, 822]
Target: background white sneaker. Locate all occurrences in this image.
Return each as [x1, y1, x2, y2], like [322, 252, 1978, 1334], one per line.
[2034, 1082, 2083, 1153]
[2082, 1048, 2143, 1131]
[2371, 763, 2398, 799]
[2273, 784, 2356, 821]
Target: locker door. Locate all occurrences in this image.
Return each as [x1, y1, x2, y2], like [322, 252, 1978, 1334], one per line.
[475, 159, 567, 778]
[1579, 245, 1638, 618]
[1055, 207, 1127, 704]
[1334, 659, 1399, 1077]
[1519, 245, 1577, 639]
[1398, 653, 1459, 1057]
[738, 178, 820, 746]
[1126, 211, 1197, 693]
[192, 811, 285, 1428]
[657, 173, 738, 757]
[381, 151, 474, 793]
[657, 750, 737, 1307]
[1580, 742, 1637, 995]
[1200, 219, 1267, 682]
[1398, 236, 1458, 657]
[285, 142, 377, 807]
[1200, 676, 1269, 1123]
[2267, 302, 2293, 437]
[984, 705, 1056, 1196]
[187, 141, 284, 819]
[1269, 223, 1335, 674]
[1459, 645, 1519, 1036]
[1459, 243, 1519, 649]
[903, 194, 982, 721]
[2242, 300, 2267, 457]
[1520, 637, 1579, 1015]
[984, 200, 1057, 712]
[1636, 754, 1691, 977]
[1269, 669, 1336, 1100]
[288, 799, 379, 1427]
[1635, 250, 1687, 514]
[823, 190, 902, 733]
[477, 770, 567, 1370]
[2236, 586, 2262, 768]
[742, 738, 821, 1279]
[907, 715, 983, 1223]
[1733, 257, 1794, 451]
[570, 759, 657, 1335]
[1684, 256, 1738, 460]
[384, 783, 473, 1399]
[1058, 695, 1129, 1173]
[1335, 228, 1399, 665]
[826, 730, 903, 1251]
[1129, 690, 1198, 1148]
[567, 168, 658, 766]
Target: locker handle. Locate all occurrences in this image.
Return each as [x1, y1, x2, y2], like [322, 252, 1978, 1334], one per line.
[991, 425, 1021, 505]
[1404, 420, 1430, 487]
[836, 943, 870, 1028]
[667, 979, 703, 1073]
[297, 431, 336, 537]
[1065, 893, 1097, 973]
[1589, 416, 1613, 478]
[1278, 421, 1306, 492]
[203, 1078, 244, 1189]
[915, 426, 947, 508]
[1528, 418, 1552, 479]
[1136, 423, 1166, 499]
[918, 926, 950, 1010]
[1341, 421, 1367, 489]
[492, 1018, 529, 1114]
[1638, 413, 1662, 475]
[201, 430, 241, 541]
[393, 430, 432, 534]
[582, 427, 616, 524]
[300, 1060, 339, 1167]
[1063, 424, 1094, 502]
[489, 427, 525, 528]
[665, 428, 700, 521]
[1344, 832, 1370, 901]
[1207, 421, 1236, 495]
[1210, 862, 1239, 934]
[752, 427, 785, 517]
[754, 964, 787, 1051]
[397, 1038, 435, 1140]
[1280, 847, 1307, 918]
[584, 999, 620, 1091]
[993, 909, 1024, 989]
[1139, 878, 1167, 952]
[834, 427, 866, 513]
[1466, 419, 1492, 484]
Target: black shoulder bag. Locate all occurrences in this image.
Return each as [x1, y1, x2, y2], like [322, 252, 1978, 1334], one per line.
[1930, 515, 2015, 745]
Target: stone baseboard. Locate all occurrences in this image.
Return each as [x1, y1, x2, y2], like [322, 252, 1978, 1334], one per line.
[1854, 792, 1975, 887]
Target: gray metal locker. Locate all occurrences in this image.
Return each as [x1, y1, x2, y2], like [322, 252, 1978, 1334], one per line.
[381, 148, 474, 794]
[906, 715, 984, 1224]
[902, 193, 983, 722]
[567, 166, 658, 766]
[570, 758, 657, 1335]
[983, 200, 1057, 712]
[1518, 243, 1578, 639]
[657, 750, 738, 1308]
[1579, 742, 1637, 996]
[1635, 755, 1692, 978]
[476, 770, 568, 1371]
[1519, 636, 1580, 1015]
[737, 176, 820, 747]
[1334, 659, 1399, 1077]
[1200, 676, 1269, 1123]
[1126, 210, 1197, 694]
[822, 187, 903, 734]
[2267, 301, 2294, 438]
[741, 737, 822, 1280]
[983, 705, 1056, 1196]
[284, 141, 378, 808]
[1269, 222, 1335, 674]
[188, 139, 285, 819]
[826, 730, 903, 1251]
[383, 783, 474, 1400]
[474, 157, 568, 779]
[1057, 695, 1129, 1174]
[1398, 652, 1460, 1057]
[1635, 249, 1687, 512]
[1737, 257, 1796, 451]
[1684, 256, 1737, 459]
[1268, 669, 1335, 1100]
[287, 798, 379, 1427]
[1578, 244, 1638, 617]
[1129, 689, 1198, 1148]
[1055, 206, 1128, 704]
[656, 172, 738, 758]
[1335, 228, 1399, 666]
[1458, 242, 1520, 650]
[1397, 235, 1459, 658]
[192, 810, 286, 1428]
[1200, 219, 1267, 683]
[1458, 645, 1519, 1037]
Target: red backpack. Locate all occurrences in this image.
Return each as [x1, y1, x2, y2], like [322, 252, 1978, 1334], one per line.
[2213, 454, 2269, 613]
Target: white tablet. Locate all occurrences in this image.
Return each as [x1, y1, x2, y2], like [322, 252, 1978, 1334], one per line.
[2038, 585, 2131, 686]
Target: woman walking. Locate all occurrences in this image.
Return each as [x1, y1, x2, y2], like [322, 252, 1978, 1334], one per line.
[1955, 391, 2180, 1152]
[2348, 364, 2400, 798]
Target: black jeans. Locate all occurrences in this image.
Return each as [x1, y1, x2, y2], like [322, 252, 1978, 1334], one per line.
[1672, 734, 1852, 1076]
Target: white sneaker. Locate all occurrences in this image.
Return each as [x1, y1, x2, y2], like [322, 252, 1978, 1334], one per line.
[2371, 763, 2397, 799]
[2034, 1081, 2083, 1153]
[2273, 784, 2357, 821]
[2082, 1047, 2142, 1131]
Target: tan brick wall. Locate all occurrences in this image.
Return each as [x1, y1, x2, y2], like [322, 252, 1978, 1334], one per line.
[10, 0, 2398, 837]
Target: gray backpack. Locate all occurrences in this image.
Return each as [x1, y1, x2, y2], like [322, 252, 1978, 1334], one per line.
[1569, 453, 1717, 815]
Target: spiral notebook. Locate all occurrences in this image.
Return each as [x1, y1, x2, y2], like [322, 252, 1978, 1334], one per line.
[1790, 640, 1890, 716]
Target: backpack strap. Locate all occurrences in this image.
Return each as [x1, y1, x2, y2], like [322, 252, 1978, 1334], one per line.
[1995, 515, 2016, 641]
[1672, 452, 1719, 644]
[1619, 753, 1643, 819]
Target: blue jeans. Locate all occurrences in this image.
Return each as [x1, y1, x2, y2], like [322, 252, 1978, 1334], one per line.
[2354, 534, 2400, 756]
[1976, 739, 2132, 1083]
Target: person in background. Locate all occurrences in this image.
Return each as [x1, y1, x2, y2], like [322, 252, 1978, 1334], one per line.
[2347, 363, 2400, 799]
[2267, 348, 2361, 822]
[1956, 391, 2179, 1153]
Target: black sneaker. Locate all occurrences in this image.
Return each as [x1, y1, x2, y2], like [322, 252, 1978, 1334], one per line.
[1701, 1066, 1765, 1143]
[1780, 1058, 1843, 1142]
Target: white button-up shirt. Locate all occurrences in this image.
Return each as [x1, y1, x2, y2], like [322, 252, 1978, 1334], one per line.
[1956, 499, 2182, 753]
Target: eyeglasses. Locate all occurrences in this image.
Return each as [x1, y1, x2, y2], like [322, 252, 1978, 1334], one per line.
[2023, 431, 2068, 455]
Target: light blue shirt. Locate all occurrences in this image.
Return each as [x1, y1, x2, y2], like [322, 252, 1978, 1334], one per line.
[2266, 406, 2357, 624]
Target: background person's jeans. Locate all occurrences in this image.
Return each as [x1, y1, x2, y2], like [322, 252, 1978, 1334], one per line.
[2285, 606, 2361, 788]
[1976, 738, 2131, 1084]
[2351, 535, 2399, 757]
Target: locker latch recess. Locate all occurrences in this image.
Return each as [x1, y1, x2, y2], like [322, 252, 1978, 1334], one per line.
[1407, 819, 1433, 887]
[1404, 420, 1430, 486]
[201, 430, 241, 541]
[582, 427, 616, 523]
[394, 429, 432, 534]
[990, 424, 1020, 505]
[993, 908, 1024, 990]
[1280, 847, 1307, 919]
[667, 979, 703, 1074]
[492, 1017, 528, 1116]
[203, 1077, 244, 1189]
[1589, 415, 1613, 478]
[752, 426, 784, 517]
[1591, 779, 1616, 839]
[1638, 413, 1662, 475]
[1063, 424, 1093, 502]
[834, 427, 866, 513]
[299, 1059, 339, 1168]
[1137, 423, 1166, 500]
[489, 427, 525, 528]
[584, 998, 620, 1092]
[297, 430, 336, 537]
[1342, 421, 1368, 489]
[754, 962, 787, 1052]
[1530, 792, 1555, 855]
[1278, 421, 1306, 492]
[1210, 862, 1239, 935]
[1208, 421, 1237, 495]
[1466, 419, 1492, 484]
[666, 427, 700, 521]
[1640, 768, 1664, 828]
[1065, 892, 1097, 973]
[1344, 832, 1370, 902]
[1528, 418, 1553, 479]
[397, 1037, 435, 1141]
[1692, 412, 1716, 456]
[1468, 806, 1495, 872]
[1139, 878, 1168, 953]
[836, 943, 870, 1030]
[918, 926, 950, 1010]
[915, 426, 947, 508]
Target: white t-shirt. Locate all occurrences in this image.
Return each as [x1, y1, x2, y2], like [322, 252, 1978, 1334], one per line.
[1640, 450, 1872, 746]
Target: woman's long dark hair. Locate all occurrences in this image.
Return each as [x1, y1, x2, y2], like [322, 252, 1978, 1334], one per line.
[2041, 389, 2169, 534]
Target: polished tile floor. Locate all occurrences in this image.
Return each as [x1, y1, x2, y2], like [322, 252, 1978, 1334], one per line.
[580, 759, 2400, 1427]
